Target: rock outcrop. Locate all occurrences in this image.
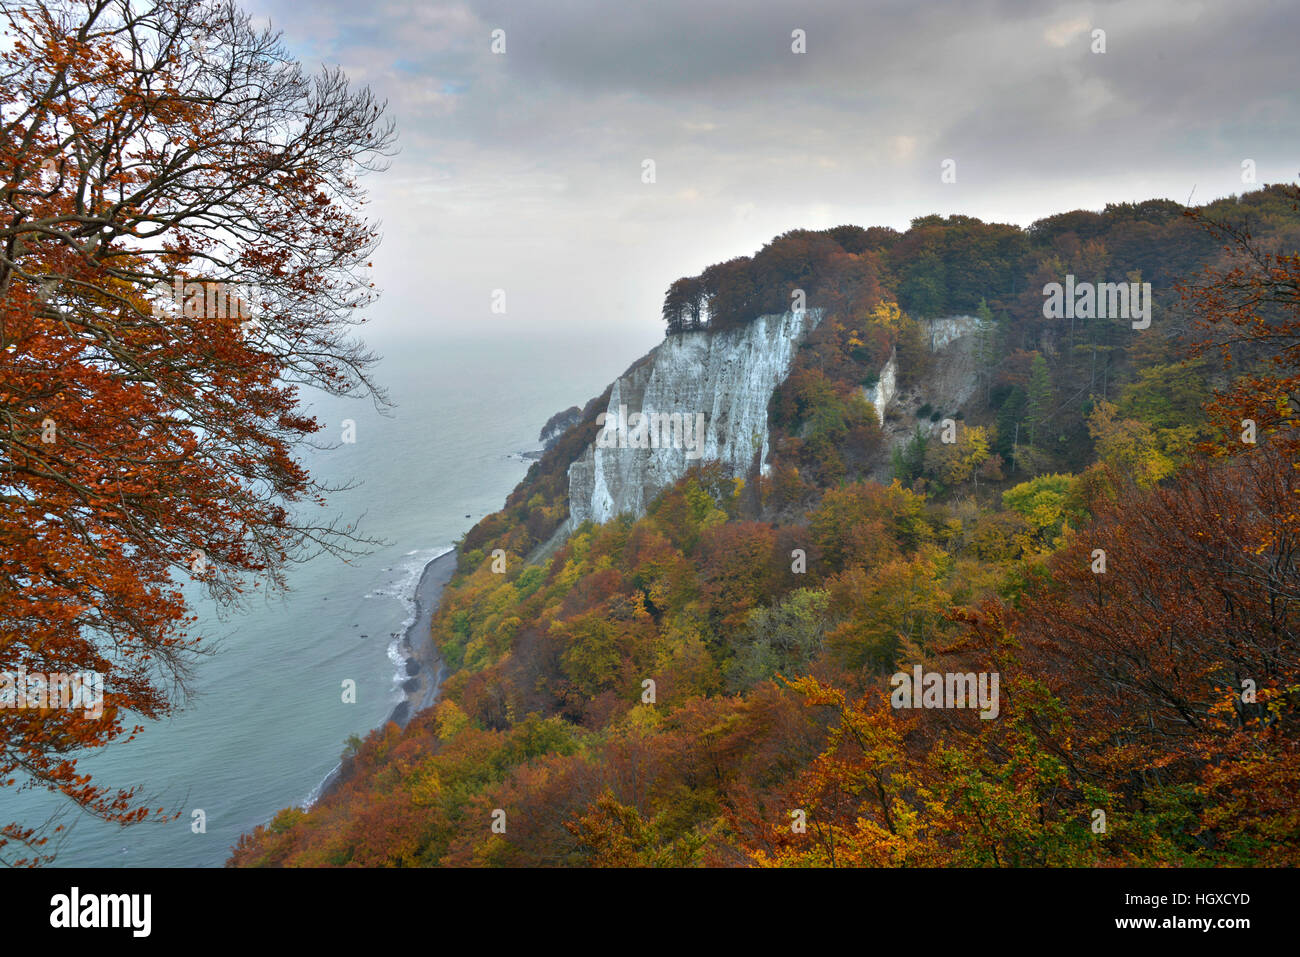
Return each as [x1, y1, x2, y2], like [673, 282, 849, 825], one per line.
[566, 308, 823, 528]
[867, 348, 897, 426]
[866, 314, 988, 481]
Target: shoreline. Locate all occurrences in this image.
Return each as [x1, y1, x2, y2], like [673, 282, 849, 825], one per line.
[307, 547, 458, 806]
[386, 547, 458, 728]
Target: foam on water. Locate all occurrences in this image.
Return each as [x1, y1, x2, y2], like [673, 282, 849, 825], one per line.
[379, 545, 454, 692]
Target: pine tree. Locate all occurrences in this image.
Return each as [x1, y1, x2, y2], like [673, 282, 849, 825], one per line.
[891, 425, 929, 484]
[1025, 353, 1053, 451]
[974, 298, 997, 404]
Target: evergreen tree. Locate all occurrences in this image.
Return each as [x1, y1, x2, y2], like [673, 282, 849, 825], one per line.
[974, 298, 997, 403]
[1025, 352, 1053, 450]
[890, 425, 929, 484]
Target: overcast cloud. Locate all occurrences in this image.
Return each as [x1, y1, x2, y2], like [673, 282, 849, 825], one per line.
[242, 0, 1300, 350]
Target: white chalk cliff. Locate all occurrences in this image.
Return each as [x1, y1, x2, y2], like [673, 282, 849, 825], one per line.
[868, 348, 897, 426]
[865, 315, 985, 423]
[865, 314, 989, 482]
[567, 308, 823, 528]
[925, 314, 982, 352]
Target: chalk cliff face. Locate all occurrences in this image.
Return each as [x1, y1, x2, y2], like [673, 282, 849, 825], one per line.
[868, 348, 897, 426]
[865, 314, 988, 482]
[865, 315, 984, 424]
[925, 314, 982, 352]
[567, 309, 823, 528]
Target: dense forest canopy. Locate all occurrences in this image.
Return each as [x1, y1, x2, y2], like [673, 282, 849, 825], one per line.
[662, 189, 1298, 334]
[233, 185, 1300, 868]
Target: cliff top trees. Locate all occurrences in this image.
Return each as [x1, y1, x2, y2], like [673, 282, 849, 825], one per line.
[698, 257, 756, 331]
[658, 185, 1300, 350]
[661, 276, 704, 334]
[0, 0, 394, 864]
[660, 227, 872, 334]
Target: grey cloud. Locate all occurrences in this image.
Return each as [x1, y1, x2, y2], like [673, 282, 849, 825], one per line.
[242, 0, 1298, 339]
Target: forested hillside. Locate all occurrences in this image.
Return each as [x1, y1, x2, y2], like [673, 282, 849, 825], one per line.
[231, 184, 1300, 867]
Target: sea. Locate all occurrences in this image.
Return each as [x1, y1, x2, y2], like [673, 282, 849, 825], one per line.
[5, 322, 650, 867]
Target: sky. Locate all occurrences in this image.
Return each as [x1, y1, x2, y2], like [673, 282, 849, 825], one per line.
[242, 0, 1300, 350]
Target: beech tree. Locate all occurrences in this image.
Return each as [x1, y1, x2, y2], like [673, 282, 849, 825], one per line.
[0, 0, 394, 864]
[1183, 187, 1300, 468]
[661, 277, 690, 334]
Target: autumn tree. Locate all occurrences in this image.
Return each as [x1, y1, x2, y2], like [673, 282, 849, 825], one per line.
[809, 479, 928, 572]
[1086, 398, 1176, 488]
[826, 544, 953, 672]
[924, 424, 991, 488]
[725, 588, 828, 692]
[1183, 186, 1300, 471]
[1000, 473, 1083, 548]
[662, 276, 704, 334]
[1007, 451, 1300, 862]
[0, 0, 395, 864]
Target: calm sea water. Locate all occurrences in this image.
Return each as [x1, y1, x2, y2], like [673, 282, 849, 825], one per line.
[8, 323, 650, 867]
